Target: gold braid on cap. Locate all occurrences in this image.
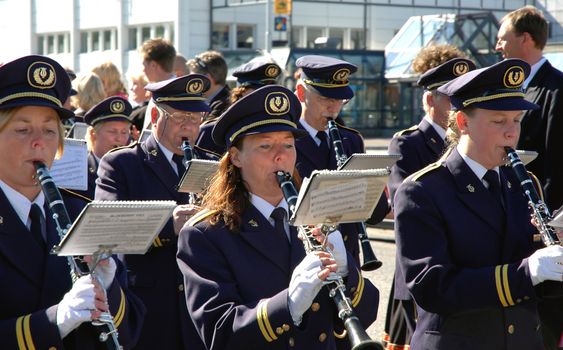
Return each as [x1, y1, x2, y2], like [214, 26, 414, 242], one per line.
[462, 92, 525, 108]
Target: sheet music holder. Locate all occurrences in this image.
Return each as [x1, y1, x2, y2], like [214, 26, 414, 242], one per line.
[177, 159, 220, 193]
[53, 200, 176, 256]
[291, 169, 389, 226]
[514, 149, 538, 166]
[338, 153, 400, 171]
[68, 122, 89, 140]
[549, 210, 563, 229]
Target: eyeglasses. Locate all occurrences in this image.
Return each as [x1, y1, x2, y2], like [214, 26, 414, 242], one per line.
[158, 106, 202, 125]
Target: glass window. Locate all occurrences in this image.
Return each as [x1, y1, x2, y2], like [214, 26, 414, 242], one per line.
[212, 23, 230, 49]
[80, 32, 88, 53]
[236, 25, 253, 49]
[291, 26, 304, 48]
[103, 30, 112, 50]
[92, 32, 100, 51]
[128, 27, 138, 50]
[155, 25, 165, 38]
[328, 28, 344, 49]
[57, 34, 65, 53]
[350, 28, 365, 50]
[170, 26, 175, 44]
[141, 27, 151, 43]
[307, 27, 324, 48]
[37, 36, 45, 55]
[47, 35, 55, 54]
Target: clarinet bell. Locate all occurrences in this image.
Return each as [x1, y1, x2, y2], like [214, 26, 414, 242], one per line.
[344, 316, 385, 350]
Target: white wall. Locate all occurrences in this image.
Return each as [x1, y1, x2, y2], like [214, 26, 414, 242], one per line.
[0, 0, 33, 63]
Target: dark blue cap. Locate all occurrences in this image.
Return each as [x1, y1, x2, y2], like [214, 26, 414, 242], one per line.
[84, 96, 133, 126]
[296, 55, 357, 99]
[212, 85, 307, 148]
[0, 55, 73, 119]
[232, 57, 281, 89]
[145, 74, 211, 112]
[417, 58, 476, 90]
[437, 59, 539, 111]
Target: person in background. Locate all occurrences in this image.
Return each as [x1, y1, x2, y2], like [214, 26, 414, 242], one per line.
[77, 96, 133, 200]
[174, 53, 189, 78]
[187, 50, 231, 121]
[71, 72, 106, 120]
[395, 58, 563, 350]
[196, 56, 282, 155]
[177, 84, 379, 349]
[383, 53, 475, 350]
[92, 61, 128, 99]
[95, 74, 219, 350]
[0, 54, 144, 349]
[129, 72, 151, 139]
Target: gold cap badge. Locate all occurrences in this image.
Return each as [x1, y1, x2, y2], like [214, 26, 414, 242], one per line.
[265, 65, 280, 78]
[453, 62, 469, 76]
[503, 66, 525, 88]
[110, 100, 125, 113]
[332, 68, 350, 83]
[186, 78, 204, 94]
[265, 92, 290, 115]
[28, 61, 56, 89]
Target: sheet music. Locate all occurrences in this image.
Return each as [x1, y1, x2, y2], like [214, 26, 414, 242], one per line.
[549, 210, 563, 229]
[515, 150, 538, 166]
[178, 159, 219, 193]
[50, 138, 88, 191]
[292, 169, 388, 226]
[70, 122, 89, 140]
[338, 153, 400, 170]
[55, 200, 176, 256]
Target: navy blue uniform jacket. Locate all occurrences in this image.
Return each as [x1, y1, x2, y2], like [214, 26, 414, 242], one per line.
[394, 148, 548, 350]
[0, 188, 144, 349]
[387, 118, 446, 301]
[95, 134, 217, 349]
[177, 205, 379, 350]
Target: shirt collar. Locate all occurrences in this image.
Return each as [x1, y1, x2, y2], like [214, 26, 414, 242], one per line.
[155, 139, 177, 169]
[423, 115, 447, 141]
[299, 118, 327, 146]
[456, 144, 499, 183]
[249, 193, 289, 223]
[523, 57, 547, 89]
[0, 179, 45, 227]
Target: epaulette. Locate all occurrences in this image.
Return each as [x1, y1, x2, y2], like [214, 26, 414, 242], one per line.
[187, 209, 218, 227]
[60, 188, 92, 203]
[194, 145, 223, 159]
[109, 141, 138, 153]
[336, 122, 362, 136]
[393, 125, 419, 138]
[407, 161, 441, 182]
[527, 171, 545, 202]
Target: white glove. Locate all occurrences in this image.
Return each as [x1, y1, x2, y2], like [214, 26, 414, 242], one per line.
[56, 275, 96, 338]
[94, 256, 117, 290]
[527, 245, 563, 286]
[327, 230, 348, 277]
[288, 254, 324, 325]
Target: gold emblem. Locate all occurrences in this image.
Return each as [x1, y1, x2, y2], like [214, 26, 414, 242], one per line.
[507, 181, 512, 189]
[453, 61, 469, 76]
[332, 68, 350, 82]
[430, 137, 437, 144]
[110, 100, 125, 113]
[265, 92, 290, 115]
[186, 78, 204, 94]
[265, 64, 280, 78]
[28, 61, 56, 89]
[466, 184, 475, 193]
[150, 149, 158, 156]
[248, 219, 258, 227]
[503, 66, 525, 88]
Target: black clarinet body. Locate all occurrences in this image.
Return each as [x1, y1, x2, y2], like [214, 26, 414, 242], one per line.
[504, 147, 560, 246]
[181, 138, 198, 204]
[34, 162, 122, 349]
[327, 119, 383, 271]
[276, 171, 382, 350]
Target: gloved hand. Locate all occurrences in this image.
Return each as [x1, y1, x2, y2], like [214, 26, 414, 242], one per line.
[527, 245, 563, 286]
[327, 230, 348, 277]
[288, 254, 324, 325]
[94, 256, 117, 290]
[56, 275, 98, 338]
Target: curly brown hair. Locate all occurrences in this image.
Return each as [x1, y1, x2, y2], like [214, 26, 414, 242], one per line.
[412, 44, 467, 74]
[230, 86, 251, 104]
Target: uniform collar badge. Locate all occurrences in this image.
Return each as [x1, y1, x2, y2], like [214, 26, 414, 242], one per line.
[150, 149, 158, 156]
[248, 219, 259, 227]
[466, 184, 475, 193]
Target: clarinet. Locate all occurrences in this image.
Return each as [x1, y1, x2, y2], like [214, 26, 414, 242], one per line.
[276, 171, 382, 350]
[181, 138, 197, 205]
[327, 119, 383, 271]
[34, 162, 122, 349]
[504, 147, 560, 246]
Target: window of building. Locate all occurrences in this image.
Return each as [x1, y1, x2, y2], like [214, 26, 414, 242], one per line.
[92, 32, 100, 51]
[103, 30, 112, 51]
[126, 23, 175, 51]
[128, 28, 137, 50]
[80, 32, 88, 53]
[237, 24, 254, 49]
[328, 28, 344, 49]
[307, 27, 324, 48]
[350, 28, 365, 50]
[155, 25, 165, 38]
[212, 23, 230, 50]
[47, 36, 55, 54]
[37, 36, 45, 55]
[141, 27, 151, 43]
[79, 29, 118, 53]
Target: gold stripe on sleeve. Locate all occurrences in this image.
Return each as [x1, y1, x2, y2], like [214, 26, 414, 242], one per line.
[23, 315, 36, 350]
[113, 288, 126, 327]
[16, 316, 26, 350]
[256, 300, 274, 342]
[501, 265, 515, 306]
[495, 265, 508, 307]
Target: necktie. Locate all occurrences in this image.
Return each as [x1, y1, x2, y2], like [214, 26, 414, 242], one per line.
[29, 204, 45, 250]
[317, 131, 330, 165]
[483, 170, 503, 207]
[172, 154, 186, 177]
[270, 207, 289, 243]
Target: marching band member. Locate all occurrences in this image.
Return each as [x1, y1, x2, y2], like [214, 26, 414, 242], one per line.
[0, 55, 144, 349]
[394, 59, 563, 350]
[95, 74, 219, 349]
[177, 85, 379, 349]
[78, 96, 133, 200]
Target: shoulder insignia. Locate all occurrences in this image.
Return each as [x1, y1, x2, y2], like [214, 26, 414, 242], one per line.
[109, 141, 137, 153]
[408, 162, 441, 182]
[336, 123, 362, 135]
[60, 188, 92, 203]
[527, 171, 545, 202]
[187, 209, 218, 227]
[393, 124, 419, 138]
[194, 145, 222, 159]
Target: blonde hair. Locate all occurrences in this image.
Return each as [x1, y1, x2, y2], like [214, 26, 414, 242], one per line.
[71, 73, 106, 112]
[0, 107, 65, 158]
[92, 62, 127, 97]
